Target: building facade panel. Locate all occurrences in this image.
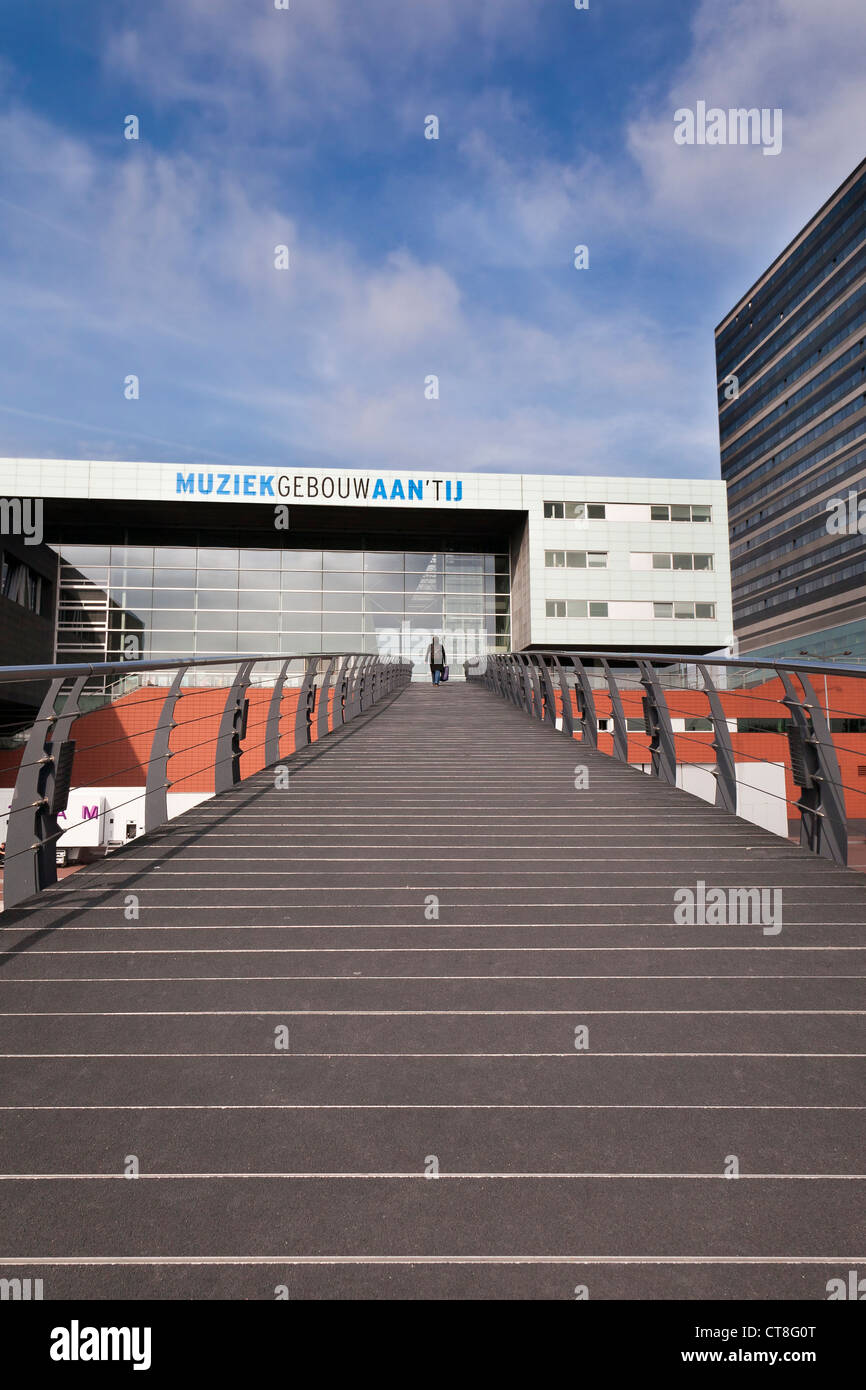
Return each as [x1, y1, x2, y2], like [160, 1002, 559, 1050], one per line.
[716, 157, 866, 662]
[0, 459, 732, 678]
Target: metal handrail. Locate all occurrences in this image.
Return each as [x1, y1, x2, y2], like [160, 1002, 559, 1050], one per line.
[482, 649, 864, 868]
[0, 651, 412, 909]
[0, 652, 378, 683]
[540, 649, 866, 680]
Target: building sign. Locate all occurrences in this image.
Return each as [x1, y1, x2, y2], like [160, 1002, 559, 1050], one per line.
[176, 471, 464, 502]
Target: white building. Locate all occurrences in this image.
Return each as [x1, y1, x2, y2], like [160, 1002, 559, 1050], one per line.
[0, 459, 733, 676]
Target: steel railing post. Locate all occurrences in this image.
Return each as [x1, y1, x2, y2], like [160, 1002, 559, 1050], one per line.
[696, 661, 737, 815]
[637, 660, 677, 785]
[316, 657, 338, 740]
[780, 668, 848, 866]
[263, 658, 292, 768]
[598, 660, 628, 763]
[145, 664, 190, 833]
[572, 657, 599, 751]
[215, 660, 255, 793]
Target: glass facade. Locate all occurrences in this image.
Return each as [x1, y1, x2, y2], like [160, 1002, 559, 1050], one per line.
[54, 544, 511, 679]
[716, 158, 866, 660]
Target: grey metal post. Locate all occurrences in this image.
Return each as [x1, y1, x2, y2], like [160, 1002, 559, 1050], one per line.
[215, 660, 255, 793]
[4, 675, 86, 909]
[263, 659, 292, 768]
[551, 656, 575, 738]
[338, 655, 351, 723]
[536, 658, 558, 727]
[637, 660, 677, 785]
[696, 661, 737, 815]
[573, 658, 599, 751]
[780, 668, 848, 866]
[600, 660, 628, 763]
[345, 655, 364, 720]
[316, 657, 338, 741]
[293, 657, 319, 752]
[145, 665, 190, 833]
[518, 655, 536, 716]
[358, 654, 374, 712]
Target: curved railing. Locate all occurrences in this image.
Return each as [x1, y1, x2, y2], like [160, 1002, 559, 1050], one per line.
[482, 649, 866, 868]
[0, 651, 411, 909]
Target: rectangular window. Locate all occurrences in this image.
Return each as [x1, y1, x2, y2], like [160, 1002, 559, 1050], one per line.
[695, 602, 716, 619]
[671, 504, 691, 521]
[589, 601, 608, 617]
[545, 550, 566, 567]
[626, 717, 647, 732]
[25, 570, 41, 612]
[651, 505, 670, 521]
[673, 553, 693, 570]
[692, 554, 713, 570]
[587, 503, 606, 519]
[737, 718, 789, 734]
[365, 552, 404, 571]
[545, 600, 566, 617]
[587, 552, 607, 568]
[653, 602, 673, 619]
[564, 502, 585, 519]
[652, 554, 671, 569]
[543, 502, 564, 519]
[566, 600, 587, 618]
[674, 602, 695, 619]
[691, 504, 712, 522]
[566, 551, 586, 568]
[685, 717, 713, 732]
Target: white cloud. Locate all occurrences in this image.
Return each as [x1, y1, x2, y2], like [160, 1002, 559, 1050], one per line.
[1, 0, 863, 480]
[626, 0, 866, 252]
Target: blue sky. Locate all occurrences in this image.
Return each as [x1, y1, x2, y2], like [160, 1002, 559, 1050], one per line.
[0, 0, 864, 478]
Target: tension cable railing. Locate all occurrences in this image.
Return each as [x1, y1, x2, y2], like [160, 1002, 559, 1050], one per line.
[0, 650, 411, 910]
[482, 649, 866, 869]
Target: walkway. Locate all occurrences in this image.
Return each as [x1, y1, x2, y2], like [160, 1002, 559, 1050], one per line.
[0, 682, 863, 1299]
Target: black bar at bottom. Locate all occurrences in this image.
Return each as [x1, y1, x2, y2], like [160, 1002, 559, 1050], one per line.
[3, 1297, 863, 1377]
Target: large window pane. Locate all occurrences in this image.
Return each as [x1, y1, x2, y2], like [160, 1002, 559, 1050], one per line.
[237, 591, 279, 610]
[155, 548, 196, 567]
[60, 546, 111, 566]
[241, 551, 281, 570]
[200, 549, 239, 569]
[405, 553, 439, 574]
[282, 550, 323, 570]
[280, 613, 321, 632]
[197, 569, 238, 588]
[281, 571, 322, 591]
[323, 592, 363, 611]
[154, 590, 195, 609]
[237, 613, 278, 632]
[364, 552, 403, 571]
[198, 590, 237, 609]
[196, 612, 236, 631]
[323, 551, 364, 571]
[154, 568, 197, 587]
[323, 570, 364, 592]
[150, 608, 195, 628]
[365, 573, 405, 592]
[118, 547, 154, 566]
[238, 570, 279, 589]
[113, 567, 152, 586]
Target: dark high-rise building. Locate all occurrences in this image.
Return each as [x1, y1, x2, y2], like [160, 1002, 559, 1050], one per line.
[716, 156, 866, 662]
